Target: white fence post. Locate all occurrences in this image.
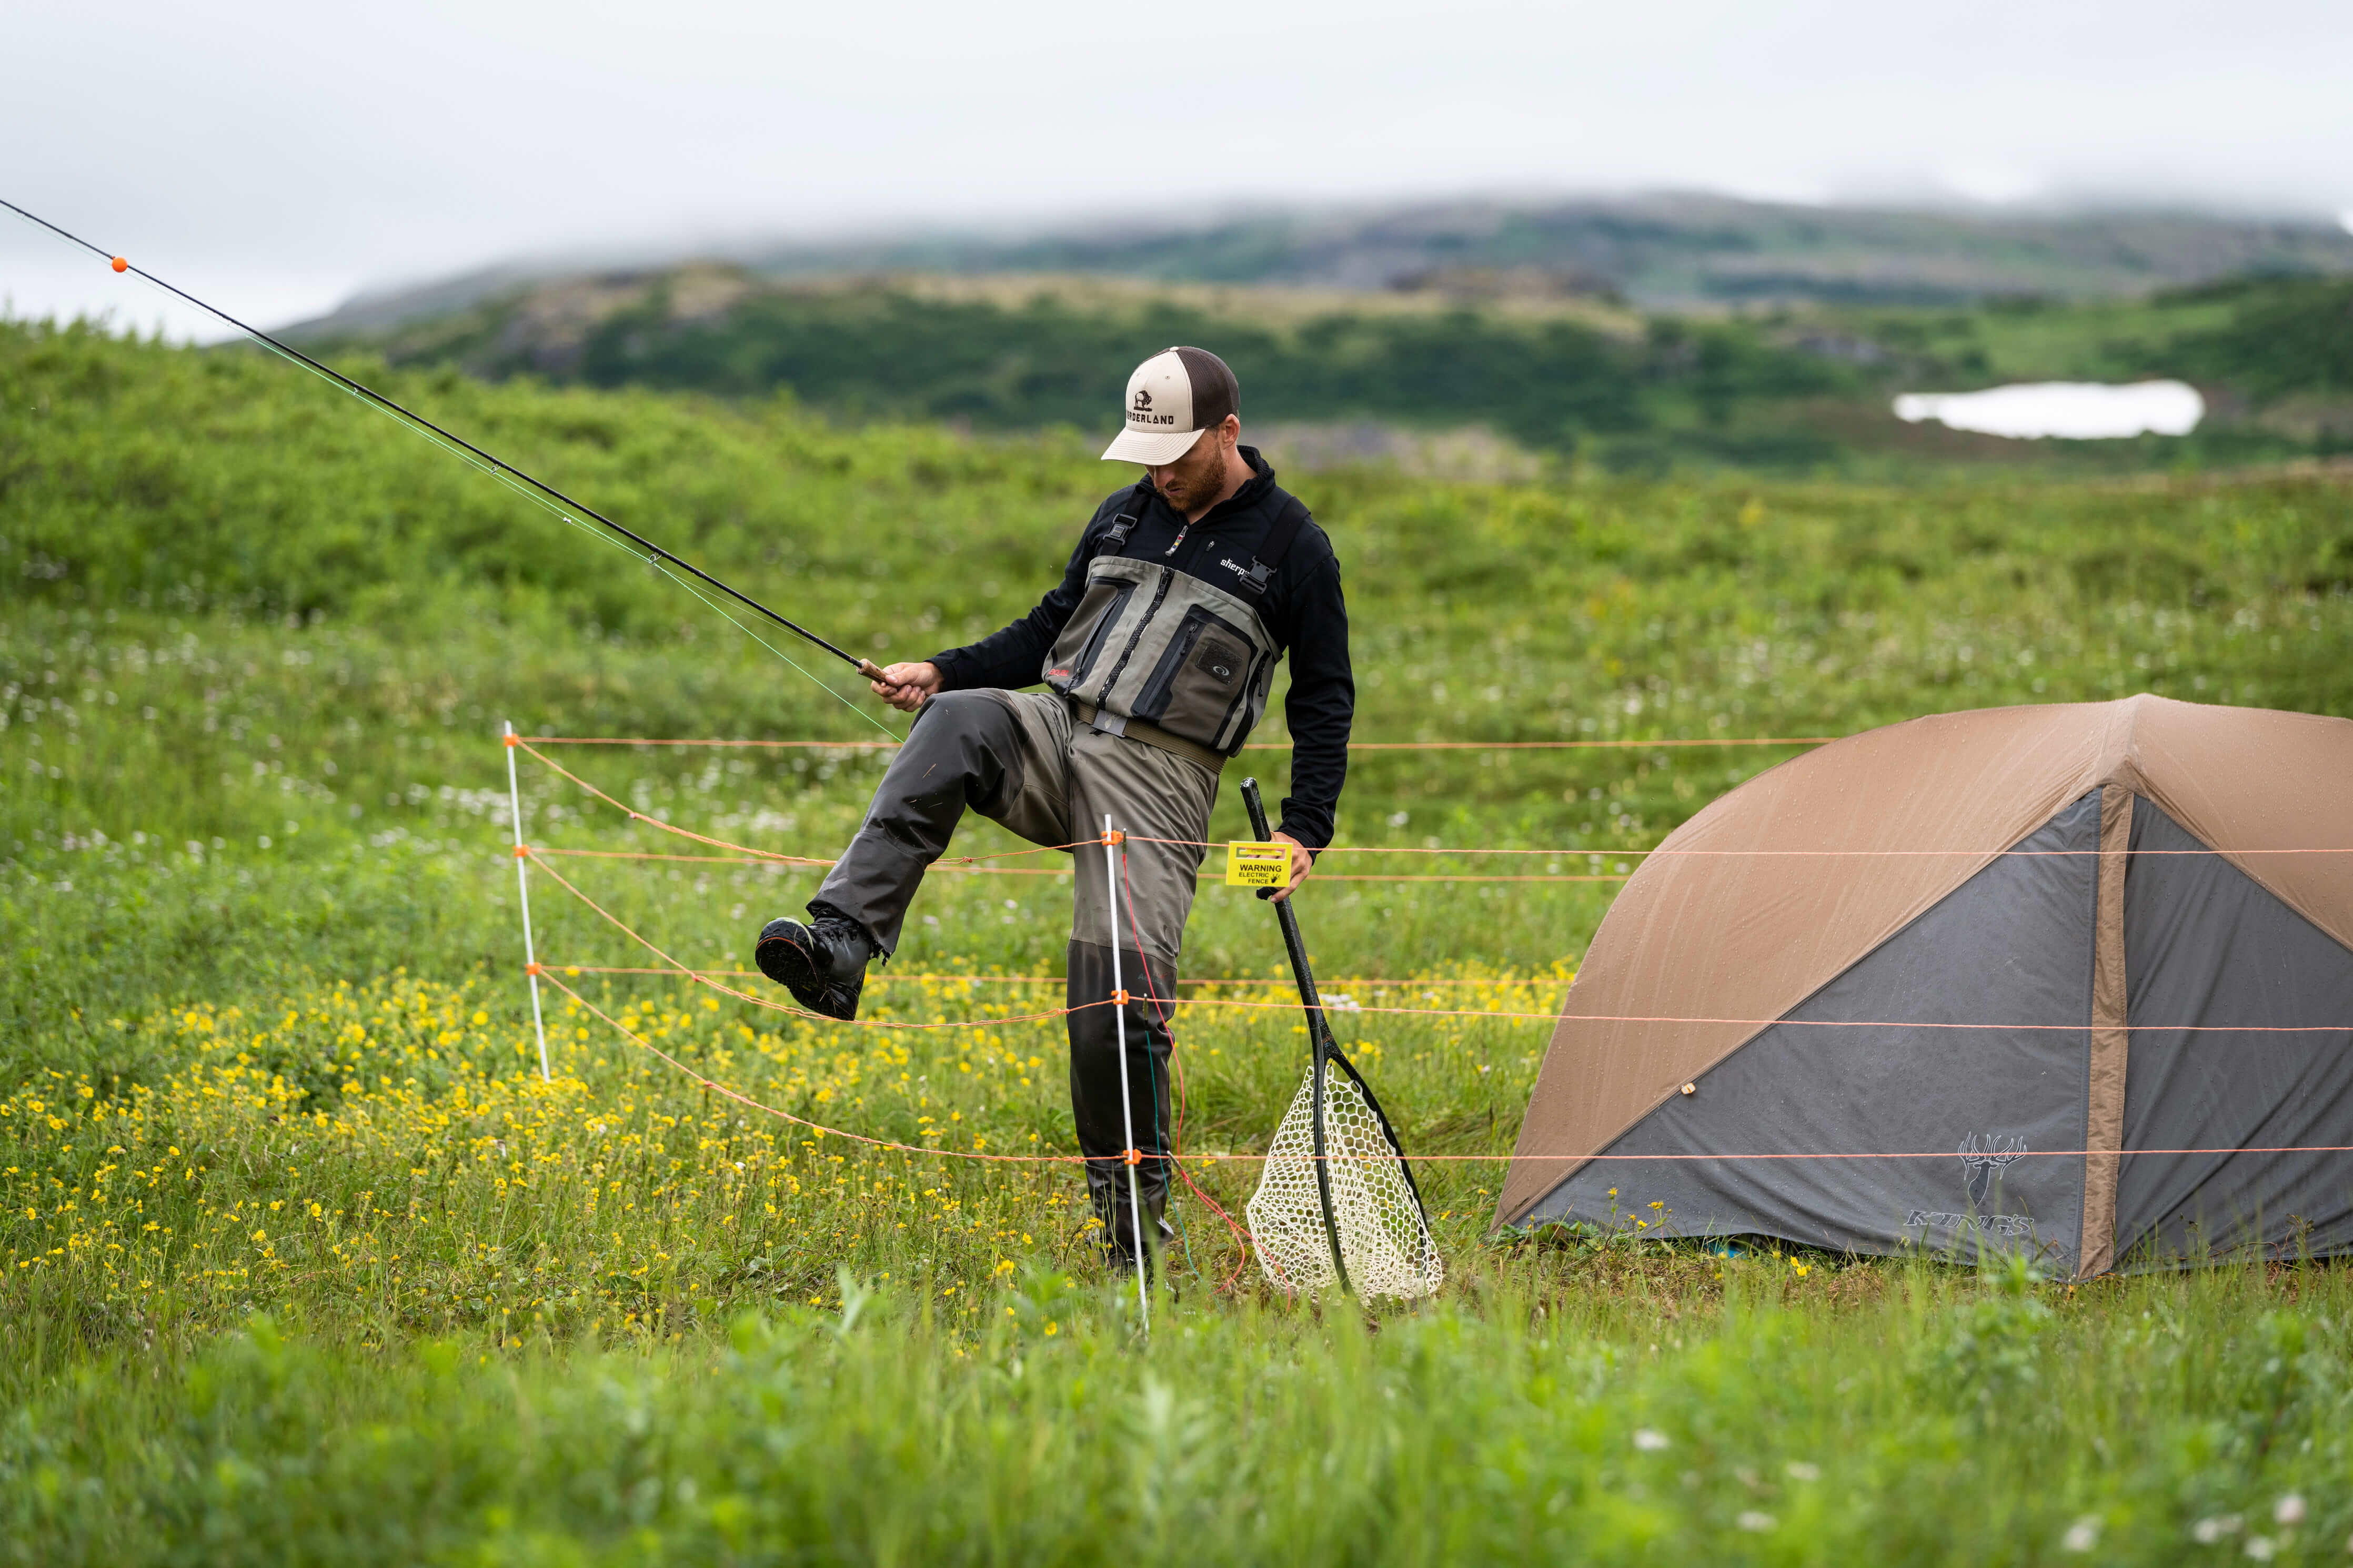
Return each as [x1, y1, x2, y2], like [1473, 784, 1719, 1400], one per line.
[1102, 814, 1148, 1332]
[504, 722, 551, 1083]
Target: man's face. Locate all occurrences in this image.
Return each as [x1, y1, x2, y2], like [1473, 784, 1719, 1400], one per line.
[1145, 418, 1236, 510]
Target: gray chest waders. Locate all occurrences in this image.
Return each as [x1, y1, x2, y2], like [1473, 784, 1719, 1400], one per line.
[1043, 494, 1312, 759]
[801, 493, 1316, 1288]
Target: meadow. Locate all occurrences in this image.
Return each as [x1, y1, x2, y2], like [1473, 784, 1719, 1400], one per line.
[6, 317, 2353, 1562]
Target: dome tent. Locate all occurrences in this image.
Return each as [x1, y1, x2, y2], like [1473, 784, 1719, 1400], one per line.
[1496, 696, 2353, 1278]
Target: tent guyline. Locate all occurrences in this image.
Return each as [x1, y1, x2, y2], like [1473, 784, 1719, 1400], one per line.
[2, 197, 906, 741]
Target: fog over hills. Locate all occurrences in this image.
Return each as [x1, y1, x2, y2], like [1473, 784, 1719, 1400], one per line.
[291, 194, 2353, 340]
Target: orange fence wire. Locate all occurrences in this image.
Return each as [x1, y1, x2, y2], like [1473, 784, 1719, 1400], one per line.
[534, 963, 2353, 1168]
[514, 741, 2345, 884]
[504, 734, 2353, 1187]
[552, 966, 1556, 988]
[521, 734, 1844, 751]
[525, 851, 1091, 1033]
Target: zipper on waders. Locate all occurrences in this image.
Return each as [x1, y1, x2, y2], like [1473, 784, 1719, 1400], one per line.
[1092, 568, 1175, 706]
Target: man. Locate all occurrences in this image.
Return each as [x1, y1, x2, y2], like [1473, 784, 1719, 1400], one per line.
[755, 346, 1353, 1270]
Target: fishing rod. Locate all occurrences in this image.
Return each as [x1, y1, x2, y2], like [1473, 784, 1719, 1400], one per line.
[1, 196, 894, 691]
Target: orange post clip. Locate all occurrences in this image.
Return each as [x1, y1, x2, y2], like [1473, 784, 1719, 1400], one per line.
[503, 733, 518, 747]
[1121, 1148, 1143, 1167]
[1101, 829, 1124, 846]
[526, 962, 542, 975]
[1112, 988, 1129, 1006]
[513, 844, 530, 858]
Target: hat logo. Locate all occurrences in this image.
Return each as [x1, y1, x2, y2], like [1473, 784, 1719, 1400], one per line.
[1132, 388, 1153, 411]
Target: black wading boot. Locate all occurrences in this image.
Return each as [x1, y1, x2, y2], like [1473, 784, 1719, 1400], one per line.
[756, 904, 873, 1020]
[1096, 1182, 1178, 1283]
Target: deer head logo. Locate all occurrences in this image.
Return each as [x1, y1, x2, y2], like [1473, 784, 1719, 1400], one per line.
[1958, 1134, 2026, 1209]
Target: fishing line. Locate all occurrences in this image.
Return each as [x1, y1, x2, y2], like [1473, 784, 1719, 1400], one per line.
[3, 197, 901, 739]
[649, 558, 896, 734]
[200, 299, 892, 737]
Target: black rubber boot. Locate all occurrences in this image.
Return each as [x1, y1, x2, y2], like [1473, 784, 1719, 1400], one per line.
[756, 904, 873, 1020]
[1098, 1181, 1177, 1279]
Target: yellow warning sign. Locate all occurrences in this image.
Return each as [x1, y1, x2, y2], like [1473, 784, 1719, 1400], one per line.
[1225, 840, 1291, 888]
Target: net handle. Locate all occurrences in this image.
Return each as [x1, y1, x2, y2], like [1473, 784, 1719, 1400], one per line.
[1242, 776, 1352, 1296]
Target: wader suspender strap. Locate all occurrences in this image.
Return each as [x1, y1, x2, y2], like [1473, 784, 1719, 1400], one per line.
[1242, 497, 1312, 596]
[1100, 481, 1153, 550]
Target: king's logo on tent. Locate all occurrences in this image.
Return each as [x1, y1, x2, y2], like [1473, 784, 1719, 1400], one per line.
[1903, 1134, 2035, 1239]
[1958, 1132, 2028, 1209]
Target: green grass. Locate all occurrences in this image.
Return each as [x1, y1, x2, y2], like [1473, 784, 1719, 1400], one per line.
[6, 320, 2353, 1561]
[9, 1257, 2352, 1566]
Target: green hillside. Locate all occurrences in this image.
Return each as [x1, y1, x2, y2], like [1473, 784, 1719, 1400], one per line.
[285, 265, 2353, 476]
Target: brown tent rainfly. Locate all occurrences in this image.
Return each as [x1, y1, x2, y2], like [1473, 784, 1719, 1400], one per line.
[1496, 695, 2353, 1277]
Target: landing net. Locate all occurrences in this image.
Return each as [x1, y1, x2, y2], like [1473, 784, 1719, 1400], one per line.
[1246, 1063, 1443, 1300]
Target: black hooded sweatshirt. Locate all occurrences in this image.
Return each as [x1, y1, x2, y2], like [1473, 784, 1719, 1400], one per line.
[928, 448, 1352, 848]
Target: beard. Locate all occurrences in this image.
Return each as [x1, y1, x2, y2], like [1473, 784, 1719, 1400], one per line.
[1153, 436, 1226, 506]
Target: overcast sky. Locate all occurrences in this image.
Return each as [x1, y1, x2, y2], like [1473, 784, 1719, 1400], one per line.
[6, 0, 2352, 340]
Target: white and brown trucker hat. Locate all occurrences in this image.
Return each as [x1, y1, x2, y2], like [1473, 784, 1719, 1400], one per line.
[1100, 346, 1240, 464]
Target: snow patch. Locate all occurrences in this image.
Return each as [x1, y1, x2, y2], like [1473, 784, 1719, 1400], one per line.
[1893, 380, 2203, 440]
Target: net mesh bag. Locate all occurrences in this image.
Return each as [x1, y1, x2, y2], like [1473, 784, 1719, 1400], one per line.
[1246, 1063, 1444, 1299]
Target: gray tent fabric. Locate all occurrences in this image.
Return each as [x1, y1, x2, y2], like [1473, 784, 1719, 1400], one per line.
[1499, 696, 2353, 1235]
[2118, 798, 2353, 1264]
[1519, 792, 2101, 1273]
[1503, 697, 2353, 1276]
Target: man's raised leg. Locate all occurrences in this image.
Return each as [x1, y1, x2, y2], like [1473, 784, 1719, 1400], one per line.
[758, 690, 1067, 1018]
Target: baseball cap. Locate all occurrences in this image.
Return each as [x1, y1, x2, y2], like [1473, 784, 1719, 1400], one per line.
[1100, 346, 1240, 464]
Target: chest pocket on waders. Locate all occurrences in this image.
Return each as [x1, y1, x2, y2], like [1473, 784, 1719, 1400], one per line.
[1132, 602, 1261, 741]
[1046, 575, 1138, 693]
